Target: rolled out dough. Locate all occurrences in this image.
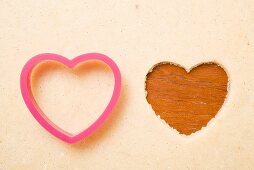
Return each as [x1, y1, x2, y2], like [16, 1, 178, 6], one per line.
[0, 0, 254, 169]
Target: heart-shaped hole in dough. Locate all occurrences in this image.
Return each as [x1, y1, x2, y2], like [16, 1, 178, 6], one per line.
[145, 62, 229, 135]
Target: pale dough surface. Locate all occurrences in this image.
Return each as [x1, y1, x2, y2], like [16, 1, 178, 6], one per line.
[1, 0, 254, 169]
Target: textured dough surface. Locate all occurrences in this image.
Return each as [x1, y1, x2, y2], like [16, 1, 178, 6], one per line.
[0, 0, 254, 169]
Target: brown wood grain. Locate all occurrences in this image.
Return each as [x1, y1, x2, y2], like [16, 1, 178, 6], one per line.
[145, 63, 228, 135]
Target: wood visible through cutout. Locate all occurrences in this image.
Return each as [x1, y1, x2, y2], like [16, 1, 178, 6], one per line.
[145, 62, 228, 135]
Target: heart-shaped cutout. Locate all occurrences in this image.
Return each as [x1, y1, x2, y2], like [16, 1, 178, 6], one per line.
[20, 53, 121, 144]
[145, 62, 228, 135]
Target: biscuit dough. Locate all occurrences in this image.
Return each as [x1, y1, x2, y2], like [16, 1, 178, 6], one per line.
[0, 0, 254, 169]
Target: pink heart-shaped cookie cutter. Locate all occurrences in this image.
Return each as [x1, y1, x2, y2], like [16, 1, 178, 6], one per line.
[20, 53, 121, 144]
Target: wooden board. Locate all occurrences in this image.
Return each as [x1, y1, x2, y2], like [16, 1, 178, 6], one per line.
[145, 63, 228, 135]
